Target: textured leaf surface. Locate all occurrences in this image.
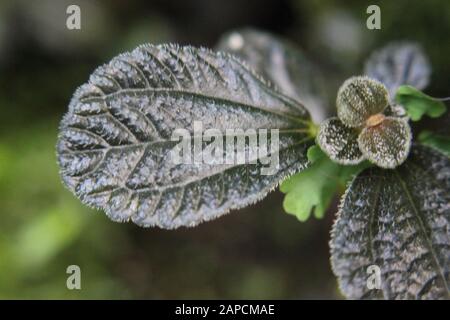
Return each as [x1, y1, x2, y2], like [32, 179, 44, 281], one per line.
[365, 42, 431, 98]
[331, 145, 450, 299]
[395, 85, 447, 121]
[57, 44, 313, 228]
[316, 117, 363, 165]
[336, 76, 389, 128]
[216, 28, 328, 122]
[358, 117, 412, 169]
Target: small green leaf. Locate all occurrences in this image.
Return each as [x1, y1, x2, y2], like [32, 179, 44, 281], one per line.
[395, 85, 446, 121]
[280, 146, 367, 222]
[418, 130, 450, 156]
[306, 144, 323, 163]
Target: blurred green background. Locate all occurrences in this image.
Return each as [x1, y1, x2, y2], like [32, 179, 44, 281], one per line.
[0, 0, 449, 299]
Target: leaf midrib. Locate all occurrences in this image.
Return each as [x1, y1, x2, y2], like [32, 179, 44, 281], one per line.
[394, 169, 450, 298]
[78, 87, 309, 125]
[85, 137, 313, 196]
[62, 128, 311, 155]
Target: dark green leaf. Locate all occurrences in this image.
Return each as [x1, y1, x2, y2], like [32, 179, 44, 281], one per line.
[216, 28, 329, 122]
[57, 44, 313, 229]
[331, 145, 450, 299]
[395, 85, 447, 121]
[365, 42, 430, 98]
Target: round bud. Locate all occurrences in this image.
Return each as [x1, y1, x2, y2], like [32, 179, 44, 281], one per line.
[358, 117, 411, 169]
[336, 76, 389, 128]
[316, 117, 364, 165]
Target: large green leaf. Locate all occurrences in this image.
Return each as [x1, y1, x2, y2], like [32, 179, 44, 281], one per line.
[331, 145, 450, 299]
[364, 42, 430, 98]
[57, 44, 313, 229]
[216, 28, 329, 122]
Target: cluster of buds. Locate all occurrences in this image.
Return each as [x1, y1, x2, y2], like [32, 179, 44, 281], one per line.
[317, 76, 411, 169]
